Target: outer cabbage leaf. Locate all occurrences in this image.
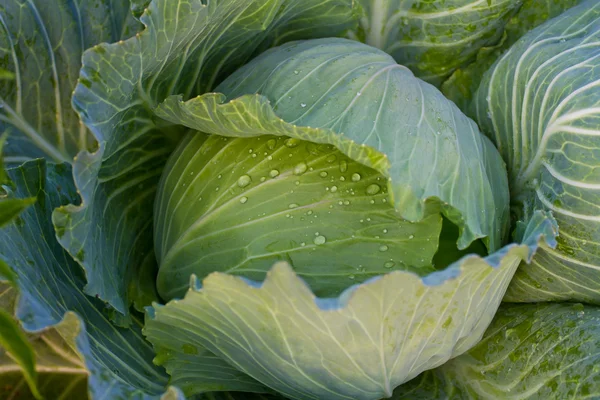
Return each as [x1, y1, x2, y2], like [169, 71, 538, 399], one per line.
[157, 38, 510, 255]
[0, 0, 140, 164]
[473, 0, 600, 304]
[442, 0, 584, 112]
[350, 0, 521, 85]
[61, 0, 360, 317]
[144, 211, 556, 400]
[0, 160, 169, 398]
[392, 303, 600, 399]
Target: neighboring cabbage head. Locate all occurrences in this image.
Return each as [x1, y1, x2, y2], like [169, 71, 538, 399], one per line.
[350, 0, 522, 85]
[472, 0, 600, 304]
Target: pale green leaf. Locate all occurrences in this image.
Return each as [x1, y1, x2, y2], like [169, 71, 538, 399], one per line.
[145, 211, 556, 400]
[61, 0, 359, 317]
[472, 0, 600, 304]
[154, 132, 444, 300]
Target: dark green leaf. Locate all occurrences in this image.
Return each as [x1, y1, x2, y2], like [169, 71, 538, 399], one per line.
[0, 160, 168, 398]
[0, 0, 141, 164]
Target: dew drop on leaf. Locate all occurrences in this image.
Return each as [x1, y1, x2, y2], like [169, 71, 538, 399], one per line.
[285, 138, 299, 148]
[339, 160, 348, 172]
[237, 175, 252, 188]
[313, 235, 326, 245]
[294, 162, 308, 175]
[366, 183, 380, 195]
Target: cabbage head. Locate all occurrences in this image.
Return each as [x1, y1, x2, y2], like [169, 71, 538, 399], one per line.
[5, 0, 596, 399]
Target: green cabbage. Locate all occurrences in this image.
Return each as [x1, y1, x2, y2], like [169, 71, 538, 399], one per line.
[0, 0, 598, 399]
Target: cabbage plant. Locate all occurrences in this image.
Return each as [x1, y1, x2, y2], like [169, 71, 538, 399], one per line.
[0, 0, 598, 399]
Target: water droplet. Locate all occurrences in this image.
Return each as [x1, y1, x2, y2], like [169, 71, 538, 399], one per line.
[239, 196, 248, 204]
[269, 169, 280, 178]
[349, 274, 355, 280]
[267, 155, 273, 160]
[384, 261, 395, 268]
[339, 160, 348, 172]
[307, 210, 313, 215]
[260, 177, 266, 182]
[294, 70, 299, 75]
[351, 173, 361, 182]
[301, 242, 306, 246]
[319, 171, 328, 178]
[370, 200, 375, 204]
[409, 235, 414, 239]
[285, 138, 299, 148]
[294, 162, 308, 175]
[339, 176, 346, 181]
[289, 203, 299, 209]
[267, 139, 277, 149]
[343, 200, 350, 205]
[217, 174, 222, 179]
[366, 184, 380, 195]
[379, 245, 389, 252]
[383, 229, 388, 234]
[330, 185, 338, 193]
[357, 91, 361, 96]
[326, 154, 337, 163]
[300, 103, 307, 108]
[237, 175, 252, 188]
[313, 235, 326, 245]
